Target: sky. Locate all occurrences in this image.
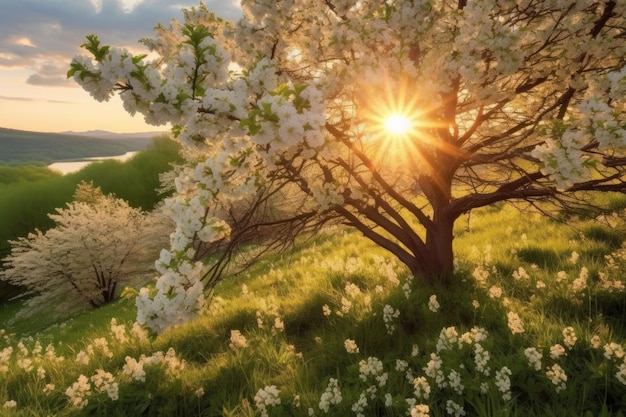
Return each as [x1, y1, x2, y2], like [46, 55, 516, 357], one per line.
[0, 0, 242, 133]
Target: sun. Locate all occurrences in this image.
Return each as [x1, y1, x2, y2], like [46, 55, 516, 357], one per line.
[384, 113, 412, 136]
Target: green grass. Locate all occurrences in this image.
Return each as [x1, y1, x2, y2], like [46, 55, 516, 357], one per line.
[1, 204, 626, 416]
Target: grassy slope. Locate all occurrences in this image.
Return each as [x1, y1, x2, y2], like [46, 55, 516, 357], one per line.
[0, 128, 154, 166]
[1, 201, 626, 416]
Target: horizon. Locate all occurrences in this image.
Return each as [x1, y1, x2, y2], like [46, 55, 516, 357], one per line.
[0, 125, 168, 135]
[0, 1, 241, 134]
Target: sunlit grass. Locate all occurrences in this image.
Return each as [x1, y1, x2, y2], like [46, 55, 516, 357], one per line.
[1, 202, 626, 416]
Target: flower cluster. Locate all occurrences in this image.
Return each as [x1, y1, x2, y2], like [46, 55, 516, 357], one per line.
[427, 295, 440, 313]
[91, 369, 119, 401]
[344, 339, 359, 354]
[65, 375, 91, 409]
[494, 366, 513, 401]
[382, 304, 400, 335]
[506, 311, 525, 335]
[545, 364, 567, 392]
[229, 330, 249, 350]
[524, 347, 543, 371]
[319, 378, 342, 412]
[254, 385, 281, 417]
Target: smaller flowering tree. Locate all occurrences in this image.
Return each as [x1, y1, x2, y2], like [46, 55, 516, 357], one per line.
[0, 182, 168, 316]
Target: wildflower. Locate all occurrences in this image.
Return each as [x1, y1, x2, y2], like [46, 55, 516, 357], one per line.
[241, 284, 249, 295]
[229, 330, 249, 350]
[423, 353, 445, 387]
[75, 350, 90, 365]
[319, 378, 342, 412]
[17, 358, 34, 372]
[91, 369, 119, 401]
[471, 327, 489, 342]
[603, 342, 625, 361]
[110, 318, 128, 344]
[445, 399, 466, 417]
[436, 326, 459, 352]
[65, 374, 91, 409]
[472, 300, 480, 309]
[130, 322, 149, 341]
[351, 391, 368, 416]
[402, 277, 412, 298]
[92, 338, 113, 359]
[550, 344, 567, 360]
[1, 346, 14, 372]
[384, 393, 393, 406]
[17, 342, 28, 357]
[545, 364, 567, 392]
[495, 366, 513, 401]
[513, 267, 529, 281]
[480, 382, 489, 394]
[382, 304, 399, 335]
[345, 282, 361, 298]
[590, 335, 602, 349]
[536, 280, 546, 289]
[122, 356, 146, 382]
[448, 369, 464, 395]
[473, 266, 490, 285]
[506, 311, 525, 334]
[340, 297, 352, 314]
[524, 347, 543, 371]
[569, 251, 579, 264]
[556, 271, 568, 282]
[396, 359, 409, 372]
[344, 339, 360, 354]
[571, 267, 588, 294]
[411, 344, 419, 357]
[473, 343, 491, 375]
[322, 304, 331, 317]
[410, 404, 430, 417]
[359, 357, 384, 382]
[413, 376, 431, 400]
[616, 363, 626, 385]
[273, 317, 285, 333]
[428, 295, 440, 312]
[488, 286, 503, 299]
[255, 385, 281, 417]
[43, 384, 55, 395]
[562, 327, 577, 349]
[3, 400, 16, 409]
[37, 366, 46, 380]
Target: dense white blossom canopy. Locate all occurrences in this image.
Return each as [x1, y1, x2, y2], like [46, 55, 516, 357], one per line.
[70, 0, 626, 332]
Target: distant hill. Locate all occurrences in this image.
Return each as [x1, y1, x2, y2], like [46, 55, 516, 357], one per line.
[0, 127, 162, 166]
[61, 129, 168, 140]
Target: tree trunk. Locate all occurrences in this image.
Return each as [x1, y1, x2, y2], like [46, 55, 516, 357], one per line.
[405, 212, 455, 286]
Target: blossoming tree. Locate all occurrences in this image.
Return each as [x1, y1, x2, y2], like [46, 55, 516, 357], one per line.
[0, 182, 167, 316]
[69, 1, 626, 331]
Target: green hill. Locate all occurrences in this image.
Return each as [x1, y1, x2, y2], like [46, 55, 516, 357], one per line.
[1, 202, 626, 416]
[0, 127, 155, 166]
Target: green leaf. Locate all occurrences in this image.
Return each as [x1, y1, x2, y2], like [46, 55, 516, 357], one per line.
[81, 34, 110, 63]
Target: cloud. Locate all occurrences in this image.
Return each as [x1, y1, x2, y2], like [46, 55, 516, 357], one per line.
[0, 95, 37, 102]
[0, 1, 242, 87]
[26, 73, 73, 87]
[0, 95, 75, 104]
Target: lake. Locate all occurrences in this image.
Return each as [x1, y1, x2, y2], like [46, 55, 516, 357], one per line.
[48, 151, 139, 175]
